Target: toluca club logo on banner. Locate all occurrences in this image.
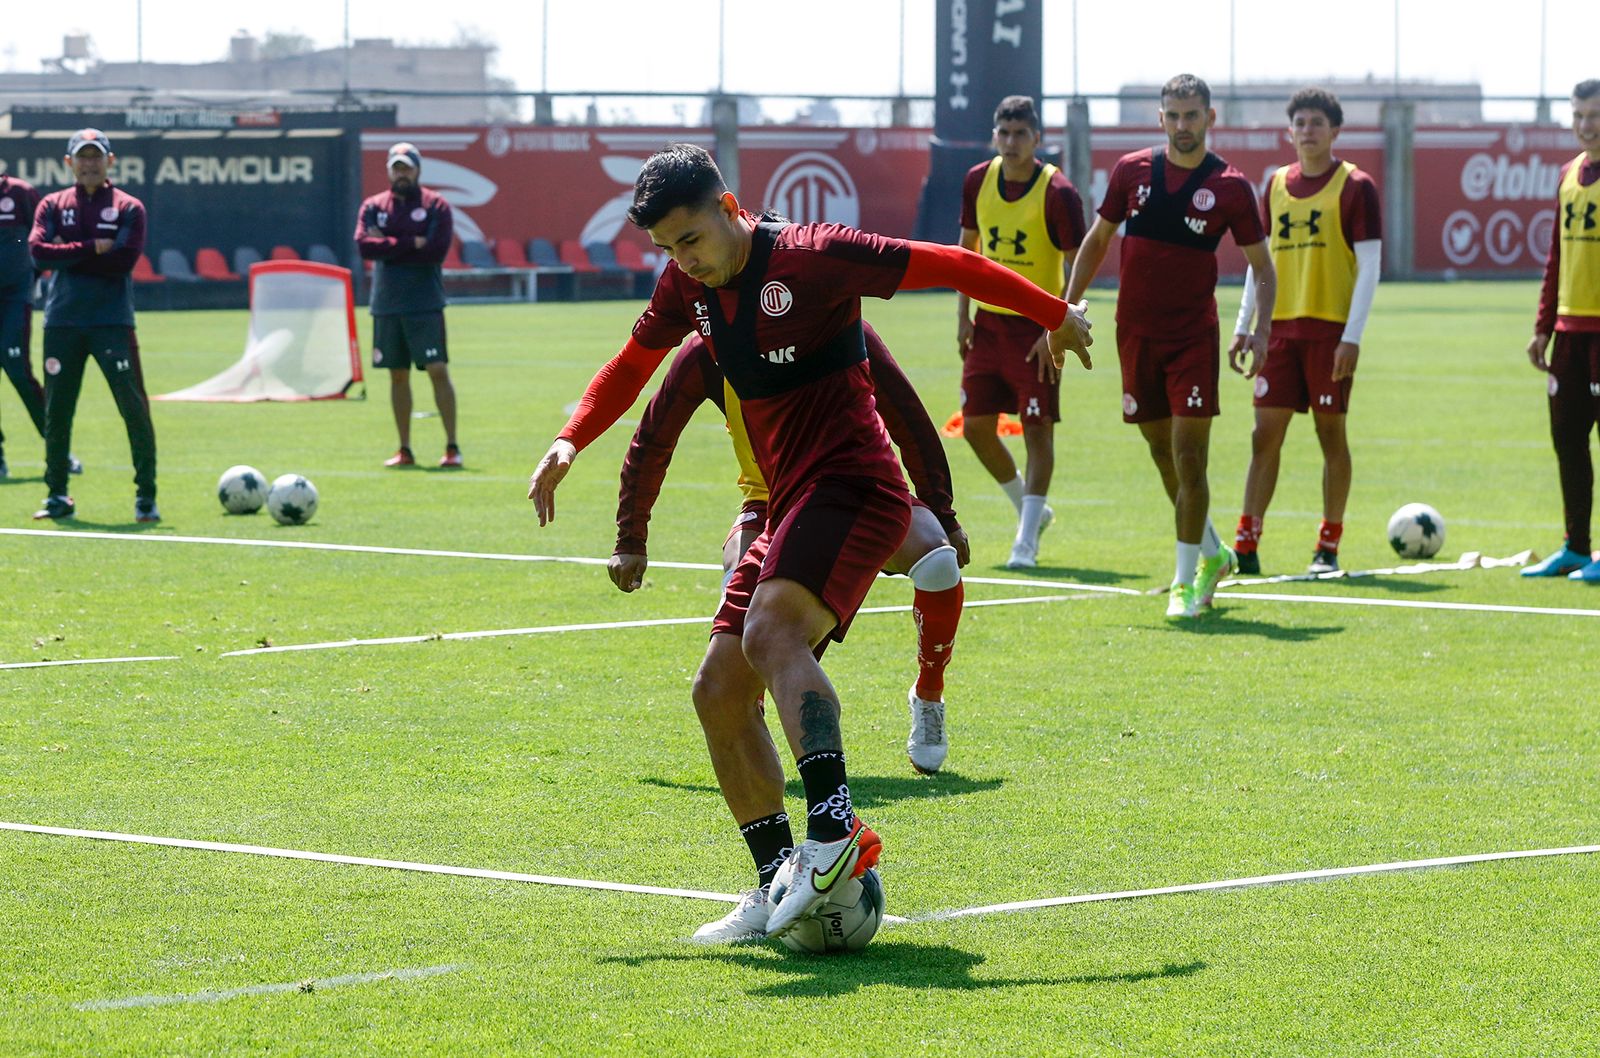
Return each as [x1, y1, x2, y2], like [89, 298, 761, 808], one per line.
[1415, 125, 1569, 273]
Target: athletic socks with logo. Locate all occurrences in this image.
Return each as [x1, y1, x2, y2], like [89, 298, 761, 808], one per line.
[908, 544, 963, 702]
[797, 751, 854, 842]
[1318, 520, 1343, 553]
[1235, 514, 1263, 554]
[740, 811, 794, 890]
[1175, 542, 1201, 585]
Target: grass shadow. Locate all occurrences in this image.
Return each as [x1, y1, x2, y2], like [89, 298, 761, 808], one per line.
[599, 943, 1205, 998]
[1157, 612, 1345, 641]
[42, 518, 165, 532]
[989, 563, 1143, 585]
[640, 771, 1004, 810]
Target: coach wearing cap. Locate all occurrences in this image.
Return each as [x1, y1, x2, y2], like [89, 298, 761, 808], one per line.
[355, 142, 461, 468]
[28, 128, 157, 523]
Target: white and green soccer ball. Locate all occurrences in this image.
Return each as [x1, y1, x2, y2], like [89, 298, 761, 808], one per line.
[217, 464, 267, 514]
[775, 868, 885, 955]
[267, 474, 319, 526]
[1388, 502, 1445, 559]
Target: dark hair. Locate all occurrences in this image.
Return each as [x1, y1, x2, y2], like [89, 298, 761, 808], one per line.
[1160, 74, 1211, 108]
[993, 95, 1040, 131]
[1574, 79, 1600, 102]
[1286, 86, 1344, 128]
[627, 143, 727, 229]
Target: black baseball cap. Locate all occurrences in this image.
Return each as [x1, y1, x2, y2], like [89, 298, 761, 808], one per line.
[67, 128, 112, 156]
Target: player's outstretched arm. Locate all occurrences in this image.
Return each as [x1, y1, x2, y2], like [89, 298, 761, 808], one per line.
[608, 552, 649, 592]
[528, 439, 577, 526]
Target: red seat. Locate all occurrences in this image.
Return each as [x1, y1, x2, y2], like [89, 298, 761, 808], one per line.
[614, 241, 650, 271]
[493, 239, 530, 267]
[442, 240, 469, 271]
[269, 245, 300, 261]
[558, 239, 598, 272]
[195, 248, 240, 281]
[132, 254, 165, 283]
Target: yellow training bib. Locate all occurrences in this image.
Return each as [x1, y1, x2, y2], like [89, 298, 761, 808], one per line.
[973, 158, 1066, 316]
[723, 378, 769, 504]
[1269, 161, 1357, 324]
[1557, 153, 1600, 319]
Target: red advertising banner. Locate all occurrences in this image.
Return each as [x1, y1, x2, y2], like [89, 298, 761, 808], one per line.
[360, 127, 931, 259]
[1412, 125, 1574, 275]
[1089, 128, 1386, 279]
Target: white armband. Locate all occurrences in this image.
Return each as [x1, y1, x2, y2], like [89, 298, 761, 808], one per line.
[1339, 240, 1382, 345]
[1234, 265, 1257, 336]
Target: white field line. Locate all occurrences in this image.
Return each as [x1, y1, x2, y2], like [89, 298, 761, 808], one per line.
[910, 844, 1600, 923]
[75, 964, 463, 1012]
[0, 821, 741, 903]
[0, 655, 179, 671]
[1213, 590, 1600, 618]
[222, 594, 1093, 658]
[1219, 550, 1533, 589]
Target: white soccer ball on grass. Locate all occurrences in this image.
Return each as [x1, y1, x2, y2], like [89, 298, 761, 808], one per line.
[1387, 502, 1445, 559]
[217, 465, 268, 514]
[774, 868, 886, 954]
[267, 474, 319, 526]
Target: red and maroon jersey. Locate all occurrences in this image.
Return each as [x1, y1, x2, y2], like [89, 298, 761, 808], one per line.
[1263, 160, 1383, 341]
[1098, 148, 1264, 339]
[0, 175, 42, 296]
[959, 160, 1087, 253]
[615, 322, 959, 554]
[355, 185, 453, 315]
[30, 181, 146, 328]
[631, 218, 912, 515]
[1537, 155, 1600, 335]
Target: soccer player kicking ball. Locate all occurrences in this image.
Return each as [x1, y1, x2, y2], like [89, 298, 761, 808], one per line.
[529, 144, 1090, 943]
[609, 323, 968, 777]
[1522, 79, 1600, 584]
[1231, 87, 1382, 576]
[1066, 74, 1276, 618]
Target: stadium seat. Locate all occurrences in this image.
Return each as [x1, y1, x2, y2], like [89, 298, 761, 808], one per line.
[613, 241, 651, 272]
[493, 239, 531, 268]
[307, 244, 340, 266]
[443, 240, 469, 271]
[157, 248, 198, 281]
[132, 254, 165, 283]
[583, 242, 627, 273]
[195, 248, 241, 281]
[461, 240, 498, 269]
[233, 246, 263, 275]
[527, 238, 563, 269]
[269, 245, 301, 261]
[559, 240, 599, 272]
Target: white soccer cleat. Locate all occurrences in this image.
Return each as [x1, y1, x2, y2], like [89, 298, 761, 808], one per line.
[1039, 505, 1055, 535]
[765, 819, 882, 939]
[1006, 537, 1039, 570]
[691, 887, 770, 944]
[906, 687, 948, 774]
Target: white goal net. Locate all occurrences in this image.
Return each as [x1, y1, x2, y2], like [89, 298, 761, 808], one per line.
[158, 262, 363, 402]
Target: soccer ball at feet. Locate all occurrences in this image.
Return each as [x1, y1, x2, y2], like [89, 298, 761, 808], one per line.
[775, 868, 885, 954]
[1387, 502, 1445, 559]
[217, 465, 267, 514]
[267, 474, 319, 526]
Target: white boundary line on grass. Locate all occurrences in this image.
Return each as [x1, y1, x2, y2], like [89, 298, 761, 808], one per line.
[914, 844, 1600, 922]
[0, 821, 743, 903]
[0, 655, 179, 670]
[219, 594, 1093, 657]
[1213, 590, 1600, 618]
[75, 964, 464, 1012]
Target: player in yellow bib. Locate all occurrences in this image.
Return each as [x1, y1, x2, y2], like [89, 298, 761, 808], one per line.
[1231, 87, 1382, 575]
[957, 95, 1087, 569]
[1523, 79, 1600, 583]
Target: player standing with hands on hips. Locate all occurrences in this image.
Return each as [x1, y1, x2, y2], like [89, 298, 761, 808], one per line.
[956, 95, 1087, 569]
[356, 142, 462, 469]
[29, 129, 155, 523]
[1523, 79, 1600, 583]
[527, 144, 1091, 943]
[1066, 74, 1276, 618]
[1230, 87, 1382, 576]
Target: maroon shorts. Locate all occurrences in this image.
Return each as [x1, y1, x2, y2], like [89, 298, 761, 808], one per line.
[712, 476, 911, 644]
[724, 498, 768, 549]
[1548, 331, 1600, 422]
[961, 310, 1060, 423]
[1253, 335, 1351, 414]
[1116, 325, 1220, 423]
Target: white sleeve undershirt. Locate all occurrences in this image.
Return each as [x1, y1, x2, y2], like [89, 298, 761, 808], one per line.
[1234, 239, 1383, 343]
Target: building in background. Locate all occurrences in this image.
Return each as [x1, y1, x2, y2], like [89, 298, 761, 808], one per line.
[1117, 78, 1484, 127]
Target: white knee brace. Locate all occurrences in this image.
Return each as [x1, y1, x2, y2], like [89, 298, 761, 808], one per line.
[907, 544, 962, 592]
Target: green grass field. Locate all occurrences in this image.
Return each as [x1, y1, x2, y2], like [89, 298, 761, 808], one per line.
[2, 282, 1597, 1056]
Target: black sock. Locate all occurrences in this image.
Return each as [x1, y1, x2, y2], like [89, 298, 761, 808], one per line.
[740, 812, 793, 890]
[797, 751, 853, 842]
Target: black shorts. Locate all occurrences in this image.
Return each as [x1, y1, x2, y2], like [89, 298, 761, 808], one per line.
[373, 312, 448, 371]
